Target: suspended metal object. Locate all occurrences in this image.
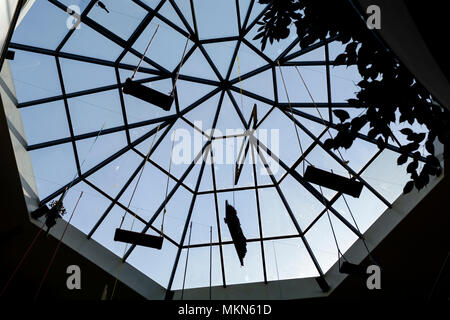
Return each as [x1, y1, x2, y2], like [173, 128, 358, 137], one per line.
[96, 1, 110, 13]
[224, 201, 247, 266]
[123, 78, 173, 111]
[114, 229, 163, 250]
[303, 165, 363, 198]
[123, 26, 190, 113]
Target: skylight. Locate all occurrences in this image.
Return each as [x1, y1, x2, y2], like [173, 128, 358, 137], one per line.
[9, 0, 419, 292]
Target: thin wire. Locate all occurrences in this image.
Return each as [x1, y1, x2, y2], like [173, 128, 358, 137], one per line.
[181, 222, 193, 300]
[161, 134, 176, 233]
[236, 56, 244, 115]
[231, 165, 235, 207]
[60, 122, 106, 204]
[118, 125, 161, 229]
[110, 125, 161, 300]
[171, 35, 191, 96]
[277, 61, 306, 175]
[209, 226, 212, 301]
[319, 186, 347, 266]
[341, 193, 374, 261]
[132, 25, 160, 80]
[34, 191, 84, 300]
[293, 65, 349, 168]
[0, 221, 46, 297]
[0, 122, 103, 297]
[272, 241, 282, 299]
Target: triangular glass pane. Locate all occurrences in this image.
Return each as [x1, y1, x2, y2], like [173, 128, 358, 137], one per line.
[230, 92, 273, 126]
[171, 0, 195, 31]
[212, 94, 245, 138]
[158, 0, 189, 33]
[183, 91, 221, 133]
[203, 41, 237, 78]
[234, 68, 274, 100]
[257, 107, 314, 168]
[246, 23, 298, 61]
[180, 47, 220, 81]
[175, 79, 217, 110]
[194, 0, 238, 39]
[238, 0, 252, 27]
[229, 42, 268, 81]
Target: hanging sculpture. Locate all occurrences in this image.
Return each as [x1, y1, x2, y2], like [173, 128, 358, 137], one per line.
[224, 201, 247, 266]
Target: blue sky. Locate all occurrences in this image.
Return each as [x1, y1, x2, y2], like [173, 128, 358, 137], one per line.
[7, 0, 423, 291]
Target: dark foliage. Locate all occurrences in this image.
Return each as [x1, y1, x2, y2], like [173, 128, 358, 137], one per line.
[45, 200, 65, 234]
[254, 0, 449, 193]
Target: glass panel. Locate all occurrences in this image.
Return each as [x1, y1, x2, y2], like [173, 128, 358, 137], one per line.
[86, 0, 147, 41]
[30, 142, 77, 199]
[20, 101, 70, 145]
[61, 22, 123, 61]
[172, 246, 223, 291]
[203, 41, 237, 79]
[194, 0, 238, 39]
[9, 51, 61, 102]
[60, 57, 115, 93]
[87, 149, 143, 199]
[223, 242, 264, 285]
[75, 131, 127, 173]
[12, 0, 69, 50]
[132, 18, 194, 72]
[264, 239, 319, 283]
[68, 89, 124, 135]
